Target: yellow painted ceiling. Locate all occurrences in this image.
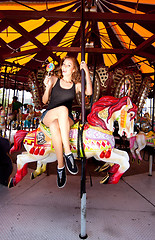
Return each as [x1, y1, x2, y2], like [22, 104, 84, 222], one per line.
[0, 0, 154, 84]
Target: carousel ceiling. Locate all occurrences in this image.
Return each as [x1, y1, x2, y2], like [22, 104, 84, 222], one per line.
[0, 0, 155, 91]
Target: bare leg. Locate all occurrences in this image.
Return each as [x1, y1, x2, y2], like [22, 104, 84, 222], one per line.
[57, 106, 73, 154]
[43, 106, 73, 167]
[49, 120, 64, 168]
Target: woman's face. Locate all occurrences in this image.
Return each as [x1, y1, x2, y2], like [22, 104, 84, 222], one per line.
[61, 58, 75, 78]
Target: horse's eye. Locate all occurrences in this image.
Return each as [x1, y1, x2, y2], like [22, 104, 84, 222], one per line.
[130, 113, 134, 118]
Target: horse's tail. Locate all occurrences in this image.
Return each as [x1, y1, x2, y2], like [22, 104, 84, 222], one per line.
[10, 130, 28, 154]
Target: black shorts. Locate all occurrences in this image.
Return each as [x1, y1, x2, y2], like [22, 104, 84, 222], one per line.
[40, 110, 49, 122]
[40, 109, 74, 123]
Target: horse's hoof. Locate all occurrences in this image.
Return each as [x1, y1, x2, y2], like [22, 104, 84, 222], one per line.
[99, 164, 111, 172]
[30, 173, 35, 180]
[132, 158, 135, 163]
[137, 159, 141, 165]
[8, 178, 14, 188]
[100, 173, 109, 184]
[41, 164, 46, 173]
[31, 172, 41, 180]
[94, 166, 101, 172]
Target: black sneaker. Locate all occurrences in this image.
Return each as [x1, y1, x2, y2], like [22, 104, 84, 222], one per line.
[64, 153, 78, 175]
[57, 166, 66, 188]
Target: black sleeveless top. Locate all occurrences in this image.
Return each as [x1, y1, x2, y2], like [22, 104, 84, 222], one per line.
[46, 78, 75, 115]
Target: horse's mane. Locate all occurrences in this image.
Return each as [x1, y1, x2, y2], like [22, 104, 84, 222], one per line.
[87, 96, 137, 130]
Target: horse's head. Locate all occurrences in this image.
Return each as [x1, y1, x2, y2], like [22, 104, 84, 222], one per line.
[116, 97, 137, 138]
[87, 96, 137, 138]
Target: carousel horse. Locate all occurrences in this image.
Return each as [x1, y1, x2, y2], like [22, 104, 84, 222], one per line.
[23, 105, 41, 129]
[129, 130, 155, 162]
[0, 108, 5, 130]
[135, 113, 152, 133]
[23, 105, 34, 129]
[7, 104, 14, 123]
[0, 106, 5, 136]
[7, 104, 22, 129]
[8, 96, 137, 188]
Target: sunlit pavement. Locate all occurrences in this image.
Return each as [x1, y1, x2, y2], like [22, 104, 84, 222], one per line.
[0, 164, 154, 240]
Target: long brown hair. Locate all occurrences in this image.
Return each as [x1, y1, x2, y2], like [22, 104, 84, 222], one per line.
[55, 56, 81, 83]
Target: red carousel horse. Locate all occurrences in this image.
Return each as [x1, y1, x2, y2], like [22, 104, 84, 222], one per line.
[9, 96, 137, 188]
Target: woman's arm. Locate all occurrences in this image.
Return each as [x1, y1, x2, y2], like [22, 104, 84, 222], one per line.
[42, 76, 56, 104]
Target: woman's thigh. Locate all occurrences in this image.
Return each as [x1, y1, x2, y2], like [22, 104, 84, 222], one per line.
[43, 106, 69, 127]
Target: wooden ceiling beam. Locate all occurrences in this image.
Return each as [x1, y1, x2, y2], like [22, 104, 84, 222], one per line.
[109, 34, 155, 70]
[0, 19, 58, 58]
[1, 11, 155, 23]
[6, 19, 45, 50]
[0, 37, 7, 48]
[2, 46, 154, 61]
[2, 48, 40, 59]
[2, 47, 133, 59]
[137, 52, 155, 61]
[0, 60, 32, 71]
[134, 34, 155, 53]
[46, 46, 134, 54]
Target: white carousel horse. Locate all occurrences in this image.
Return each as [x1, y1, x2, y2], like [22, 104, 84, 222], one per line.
[129, 131, 155, 162]
[0, 108, 5, 130]
[9, 96, 137, 188]
[6, 104, 14, 123]
[135, 113, 152, 133]
[23, 105, 34, 129]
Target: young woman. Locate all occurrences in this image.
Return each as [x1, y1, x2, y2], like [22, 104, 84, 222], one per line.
[41, 56, 92, 188]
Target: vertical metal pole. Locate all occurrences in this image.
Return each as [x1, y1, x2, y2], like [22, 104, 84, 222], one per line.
[148, 154, 153, 176]
[22, 84, 25, 105]
[2, 66, 7, 106]
[81, 0, 86, 123]
[4, 74, 9, 108]
[21, 84, 25, 129]
[79, 0, 87, 239]
[14, 73, 17, 96]
[152, 64, 155, 131]
[5, 87, 11, 137]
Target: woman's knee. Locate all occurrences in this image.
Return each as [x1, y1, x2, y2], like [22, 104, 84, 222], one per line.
[43, 106, 68, 126]
[57, 106, 69, 115]
[49, 120, 60, 133]
[49, 119, 59, 128]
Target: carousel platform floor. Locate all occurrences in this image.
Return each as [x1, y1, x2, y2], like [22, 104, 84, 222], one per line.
[0, 163, 155, 240]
